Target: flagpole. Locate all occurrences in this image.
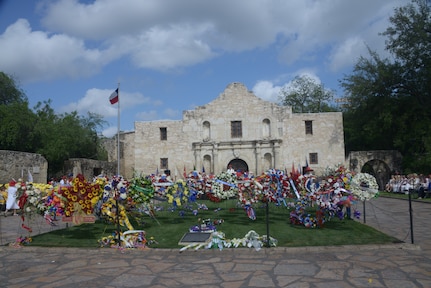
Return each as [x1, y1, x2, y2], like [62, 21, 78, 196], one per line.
[117, 82, 120, 176]
[115, 82, 121, 247]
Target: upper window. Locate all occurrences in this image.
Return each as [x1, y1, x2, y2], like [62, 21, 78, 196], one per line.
[305, 120, 313, 135]
[231, 121, 242, 138]
[160, 127, 167, 140]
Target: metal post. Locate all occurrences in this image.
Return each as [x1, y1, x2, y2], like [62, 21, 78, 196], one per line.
[408, 189, 414, 244]
[266, 199, 270, 248]
[363, 201, 366, 224]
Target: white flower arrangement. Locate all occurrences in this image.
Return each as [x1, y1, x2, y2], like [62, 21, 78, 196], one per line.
[211, 171, 238, 200]
[350, 173, 379, 201]
[18, 184, 47, 216]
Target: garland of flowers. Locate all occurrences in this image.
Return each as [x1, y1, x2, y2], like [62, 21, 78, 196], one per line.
[210, 171, 238, 201]
[350, 173, 379, 201]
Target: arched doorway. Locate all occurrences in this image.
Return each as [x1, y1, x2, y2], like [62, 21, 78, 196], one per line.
[227, 159, 249, 173]
[361, 159, 391, 191]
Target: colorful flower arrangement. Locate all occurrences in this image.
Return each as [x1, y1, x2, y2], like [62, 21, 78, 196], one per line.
[59, 174, 102, 216]
[128, 174, 155, 205]
[186, 171, 210, 197]
[237, 180, 262, 205]
[16, 183, 48, 217]
[100, 198, 134, 231]
[165, 179, 190, 207]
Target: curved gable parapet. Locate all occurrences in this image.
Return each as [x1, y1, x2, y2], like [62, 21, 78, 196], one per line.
[183, 82, 292, 121]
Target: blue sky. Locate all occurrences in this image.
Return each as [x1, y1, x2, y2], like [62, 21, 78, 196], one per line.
[0, 0, 409, 137]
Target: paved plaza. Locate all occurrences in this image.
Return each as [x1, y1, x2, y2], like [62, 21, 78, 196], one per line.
[1, 197, 431, 287]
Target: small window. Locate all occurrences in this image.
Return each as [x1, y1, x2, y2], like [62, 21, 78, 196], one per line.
[309, 153, 318, 164]
[231, 121, 242, 138]
[160, 127, 167, 140]
[305, 120, 313, 135]
[160, 158, 168, 169]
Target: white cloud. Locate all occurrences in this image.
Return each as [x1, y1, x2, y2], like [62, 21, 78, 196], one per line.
[252, 81, 282, 103]
[0, 0, 411, 84]
[253, 70, 324, 103]
[0, 19, 109, 83]
[59, 88, 152, 117]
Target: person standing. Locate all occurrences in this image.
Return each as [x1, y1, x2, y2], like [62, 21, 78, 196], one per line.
[4, 180, 19, 216]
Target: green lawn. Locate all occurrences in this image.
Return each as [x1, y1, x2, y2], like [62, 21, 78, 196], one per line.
[29, 199, 401, 249]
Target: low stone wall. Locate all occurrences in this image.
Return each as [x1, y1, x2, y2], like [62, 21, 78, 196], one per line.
[63, 158, 116, 180]
[0, 150, 48, 184]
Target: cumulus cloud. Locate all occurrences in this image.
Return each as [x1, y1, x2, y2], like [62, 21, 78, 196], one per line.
[252, 81, 283, 103]
[253, 70, 325, 103]
[0, 19, 110, 83]
[0, 0, 410, 84]
[59, 88, 153, 118]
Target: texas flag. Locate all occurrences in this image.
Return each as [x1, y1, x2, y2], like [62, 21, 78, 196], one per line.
[109, 88, 119, 104]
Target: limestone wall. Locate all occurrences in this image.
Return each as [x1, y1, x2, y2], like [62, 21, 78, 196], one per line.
[131, 82, 346, 176]
[0, 150, 48, 184]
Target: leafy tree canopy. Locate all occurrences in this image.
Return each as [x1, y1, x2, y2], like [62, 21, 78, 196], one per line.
[0, 72, 108, 177]
[0, 72, 27, 105]
[341, 0, 431, 173]
[279, 75, 337, 113]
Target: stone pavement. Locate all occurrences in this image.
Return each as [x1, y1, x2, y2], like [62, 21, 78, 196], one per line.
[0, 197, 430, 287]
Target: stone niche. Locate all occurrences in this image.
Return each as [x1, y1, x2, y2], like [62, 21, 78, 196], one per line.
[0, 150, 48, 184]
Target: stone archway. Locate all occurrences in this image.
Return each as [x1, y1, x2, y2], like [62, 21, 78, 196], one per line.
[361, 159, 392, 191]
[347, 150, 402, 191]
[227, 159, 249, 173]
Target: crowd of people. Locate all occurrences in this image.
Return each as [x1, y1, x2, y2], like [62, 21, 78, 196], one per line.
[385, 173, 431, 198]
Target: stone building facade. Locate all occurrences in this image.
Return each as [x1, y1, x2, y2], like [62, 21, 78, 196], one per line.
[113, 82, 345, 178]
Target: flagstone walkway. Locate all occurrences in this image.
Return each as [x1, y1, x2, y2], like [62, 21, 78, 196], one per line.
[1, 197, 431, 287]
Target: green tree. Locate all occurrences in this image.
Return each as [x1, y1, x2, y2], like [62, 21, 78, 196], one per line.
[279, 75, 337, 113]
[341, 0, 431, 173]
[0, 72, 36, 151]
[33, 101, 107, 175]
[0, 72, 27, 105]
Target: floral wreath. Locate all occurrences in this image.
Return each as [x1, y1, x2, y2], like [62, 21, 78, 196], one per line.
[237, 180, 262, 205]
[258, 170, 291, 204]
[210, 171, 238, 201]
[186, 171, 210, 196]
[128, 175, 155, 205]
[100, 198, 134, 231]
[60, 174, 102, 216]
[165, 179, 190, 207]
[350, 173, 379, 201]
